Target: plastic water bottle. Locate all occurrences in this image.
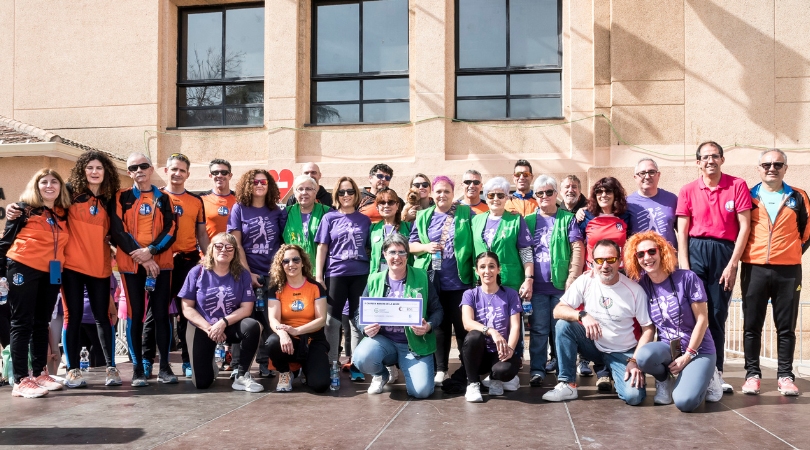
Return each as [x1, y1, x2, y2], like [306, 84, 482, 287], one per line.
[522, 300, 533, 316]
[0, 277, 8, 306]
[330, 360, 340, 391]
[215, 342, 226, 363]
[254, 276, 266, 312]
[80, 347, 90, 372]
[145, 275, 156, 292]
[431, 251, 442, 271]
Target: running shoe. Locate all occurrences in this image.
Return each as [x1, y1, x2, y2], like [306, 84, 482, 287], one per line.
[544, 357, 557, 374]
[503, 375, 520, 391]
[143, 361, 153, 379]
[232, 373, 264, 392]
[778, 377, 800, 396]
[387, 366, 399, 384]
[368, 370, 390, 395]
[577, 360, 593, 377]
[530, 374, 544, 387]
[349, 365, 365, 381]
[131, 366, 149, 387]
[105, 367, 122, 386]
[182, 362, 192, 378]
[258, 364, 273, 378]
[596, 376, 613, 392]
[706, 368, 723, 402]
[465, 382, 483, 403]
[543, 382, 578, 402]
[741, 375, 760, 395]
[488, 380, 504, 396]
[157, 368, 178, 384]
[34, 373, 63, 391]
[275, 371, 293, 392]
[12, 377, 48, 398]
[481, 375, 491, 388]
[434, 370, 446, 386]
[64, 368, 87, 389]
[719, 371, 733, 393]
[654, 378, 674, 405]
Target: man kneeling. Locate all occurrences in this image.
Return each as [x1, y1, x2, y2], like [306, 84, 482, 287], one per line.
[543, 239, 654, 405]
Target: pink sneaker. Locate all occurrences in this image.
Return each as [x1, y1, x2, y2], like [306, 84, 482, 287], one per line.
[34, 373, 64, 391]
[741, 375, 760, 395]
[778, 377, 800, 396]
[12, 377, 48, 398]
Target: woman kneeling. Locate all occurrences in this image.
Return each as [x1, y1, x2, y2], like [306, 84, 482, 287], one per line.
[180, 233, 263, 392]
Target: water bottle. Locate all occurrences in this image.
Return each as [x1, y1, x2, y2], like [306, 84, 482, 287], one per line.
[79, 347, 90, 372]
[254, 276, 266, 312]
[522, 300, 533, 316]
[145, 275, 156, 292]
[0, 277, 8, 306]
[431, 251, 442, 271]
[215, 342, 226, 363]
[330, 360, 340, 391]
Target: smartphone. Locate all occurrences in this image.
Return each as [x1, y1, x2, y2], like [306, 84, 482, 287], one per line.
[49, 260, 62, 285]
[669, 340, 683, 360]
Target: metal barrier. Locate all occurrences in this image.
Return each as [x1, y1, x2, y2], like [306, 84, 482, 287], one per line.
[115, 319, 129, 357]
[724, 299, 810, 369]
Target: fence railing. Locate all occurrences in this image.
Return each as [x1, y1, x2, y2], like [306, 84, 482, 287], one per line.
[725, 299, 810, 369]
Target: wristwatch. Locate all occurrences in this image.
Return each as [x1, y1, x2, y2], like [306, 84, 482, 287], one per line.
[482, 326, 489, 335]
[578, 310, 588, 321]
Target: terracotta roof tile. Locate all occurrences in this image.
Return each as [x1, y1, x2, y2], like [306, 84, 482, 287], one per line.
[0, 115, 126, 162]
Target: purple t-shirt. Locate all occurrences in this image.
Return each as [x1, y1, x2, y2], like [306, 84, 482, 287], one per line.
[314, 211, 371, 277]
[532, 212, 583, 295]
[627, 190, 678, 247]
[301, 213, 312, 240]
[482, 215, 532, 251]
[178, 266, 255, 325]
[460, 286, 523, 352]
[377, 276, 409, 344]
[409, 211, 471, 291]
[639, 269, 715, 354]
[227, 203, 287, 275]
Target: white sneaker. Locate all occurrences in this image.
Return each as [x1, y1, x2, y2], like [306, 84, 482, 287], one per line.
[481, 375, 491, 388]
[368, 371, 390, 395]
[64, 368, 87, 389]
[232, 373, 264, 392]
[719, 371, 733, 393]
[503, 375, 520, 391]
[488, 380, 504, 396]
[434, 371, 446, 386]
[706, 368, 723, 402]
[105, 367, 122, 386]
[542, 382, 578, 402]
[275, 371, 292, 392]
[387, 366, 399, 384]
[654, 378, 674, 405]
[465, 382, 483, 402]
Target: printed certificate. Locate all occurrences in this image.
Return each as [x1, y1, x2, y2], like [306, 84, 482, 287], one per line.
[358, 297, 423, 327]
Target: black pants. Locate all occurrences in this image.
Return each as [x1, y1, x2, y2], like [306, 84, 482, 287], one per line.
[61, 268, 114, 368]
[122, 267, 172, 371]
[144, 252, 199, 365]
[7, 261, 61, 383]
[741, 263, 802, 379]
[435, 289, 467, 372]
[266, 333, 331, 393]
[186, 318, 261, 389]
[325, 274, 367, 319]
[689, 237, 734, 371]
[462, 330, 521, 384]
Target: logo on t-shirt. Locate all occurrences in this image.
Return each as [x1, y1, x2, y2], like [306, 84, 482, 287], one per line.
[787, 197, 797, 210]
[291, 299, 305, 311]
[174, 205, 184, 216]
[218, 206, 229, 216]
[139, 204, 152, 215]
[89, 205, 98, 216]
[599, 296, 613, 309]
[46, 217, 55, 226]
[724, 200, 735, 212]
[615, 222, 623, 231]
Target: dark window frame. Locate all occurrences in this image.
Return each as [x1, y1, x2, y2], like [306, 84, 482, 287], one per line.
[310, 0, 410, 125]
[177, 3, 265, 128]
[454, 0, 563, 121]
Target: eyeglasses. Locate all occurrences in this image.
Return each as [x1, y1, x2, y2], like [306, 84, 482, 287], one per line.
[514, 171, 532, 179]
[535, 189, 556, 198]
[486, 192, 507, 200]
[385, 250, 408, 257]
[594, 188, 613, 195]
[296, 187, 315, 193]
[412, 182, 430, 189]
[253, 179, 268, 186]
[699, 154, 722, 161]
[337, 189, 356, 197]
[635, 170, 659, 178]
[377, 200, 397, 206]
[210, 170, 230, 176]
[635, 248, 658, 259]
[593, 256, 619, 265]
[462, 179, 482, 186]
[374, 173, 392, 181]
[213, 243, 235, 252]
[760, 162, 785, 171]
[127, 163, 151, 172]
[282, 257, 302, 265]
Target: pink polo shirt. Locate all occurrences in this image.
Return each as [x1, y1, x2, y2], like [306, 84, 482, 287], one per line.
[676, 173, 752, 242]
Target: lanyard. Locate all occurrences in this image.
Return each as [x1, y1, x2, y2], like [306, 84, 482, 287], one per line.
[646, 275, 683, 344]
[44, 207, 59, 260]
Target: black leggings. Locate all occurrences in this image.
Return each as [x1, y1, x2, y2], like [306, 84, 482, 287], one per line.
[122, 268, 172, 371]
[7, 261, 61, 383]
[61, 268, 114, 369]
[186, 318, 261, 389]
[324, 274, 367, 361]
[266, 334, 331, 393]
[435, 289, 467, 372]
[462, 330, 521, 384]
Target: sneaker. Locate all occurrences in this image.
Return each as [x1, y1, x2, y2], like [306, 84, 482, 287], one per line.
[465, 382, 483, 403]
[654, 378, 674, 405]
[157, 368, 178, 384]
[503, 375, 520, 391]
[368, 370, 390, 395]
[488, 380, 504, 396]
[349, 365, 365, 381]
[596, 376, 613, 392]
[12, 377, 48, 398]
[577, 360, 593, 377]
[105, 367, 122, 386]
[545, 357, 557, 374]
[387, 366, 399, 384]
[481, 376, 491, 388]
[434, 370, 446, 386]
[543, 381, 578, 402]
[742, 375, 761, 395]
[131, 373, 149, 388]
[34, 373, 63, 391]
[229, 370, 238, 381]
[143, 361, 153, 379]
[258, 365, 272, 378]
[64, 368, 87, 389]
[778, 377, 800, 396]
[276, 371, 293, 392]
[233, 373, 264, 392]
[706, 368, 723, 402]
[182, 362, 192, 378]
[719, 371, 733, 393]
[530, 374, 544, 387]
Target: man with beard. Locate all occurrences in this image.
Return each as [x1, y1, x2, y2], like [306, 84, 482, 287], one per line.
[559, 175, 588, 215]
[359, 163, 402, 223]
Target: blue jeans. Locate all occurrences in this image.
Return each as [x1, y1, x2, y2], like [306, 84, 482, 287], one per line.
[528, 293, 560, 377]
[352, 335, 435, 399]
[636, 342, 716, 412]
[555, 320, 646, 406]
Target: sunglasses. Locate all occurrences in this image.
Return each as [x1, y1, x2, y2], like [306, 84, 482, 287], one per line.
[377, 200, 397, 206]
[282, 257, 302, 265]
[170, 152, 190, 163]
[635, 248, 658, 259]
[385, 250, 408, 257]
[594, 188, 613, 195]
[337, 189, 356, 197]
[514, 171, 532, 179]
[412, 182, 430, 189]
[210, 170, 231, 176]
[535, 189, 556, 198]
[128, 163, 151, 172]
[593, 256, 619, 265]
[486, 192, 507, 200]
[213, 243, 235, 252]
[462, 180, 482, 186]
[253, 179, 268, 186]
[760, 162, 785, 170]
[635, 170, 658, 178]
[699, 154, 722, 161]
[374, 173, 392, 181]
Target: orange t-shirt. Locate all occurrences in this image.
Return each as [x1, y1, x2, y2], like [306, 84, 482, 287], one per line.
[163, 189, 205, 253]
[201, 190, 237, 240]
[270, 280, 327, 329]
[64, 191, 112, 278]
[7, 206, 69, 273]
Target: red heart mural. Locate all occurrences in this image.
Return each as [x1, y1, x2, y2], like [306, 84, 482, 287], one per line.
[268, 169, 295, 201]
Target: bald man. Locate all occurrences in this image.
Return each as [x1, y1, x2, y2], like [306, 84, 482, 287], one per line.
[285, 163, 333, 207]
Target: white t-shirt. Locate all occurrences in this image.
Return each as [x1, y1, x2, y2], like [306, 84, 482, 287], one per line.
[560, 273, 652, 353]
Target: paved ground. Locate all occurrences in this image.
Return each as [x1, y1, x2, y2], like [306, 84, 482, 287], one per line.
[1, 354, 808, 449]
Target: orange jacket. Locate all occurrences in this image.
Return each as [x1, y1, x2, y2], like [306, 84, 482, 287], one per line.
[110, 185, 176, 273]
[64, 187, 112, 278]
[742, 182, 810, 265]
[0, 204, 69, 275]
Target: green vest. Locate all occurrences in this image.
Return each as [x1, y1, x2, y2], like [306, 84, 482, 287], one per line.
[471, 212, 525, 290]
[414, 204, 474, 286]
[369, 221, 413, 273]
[283, 203, 330, 276]
[525, 208, 574, 290]
[366, 266, 436, 355]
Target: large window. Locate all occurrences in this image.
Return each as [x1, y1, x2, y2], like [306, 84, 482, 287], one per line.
[456, 0, 562, 120]
[311, 0, 409, 124]
[178, 5, 264, 128]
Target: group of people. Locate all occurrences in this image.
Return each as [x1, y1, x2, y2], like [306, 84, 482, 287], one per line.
[0, 141, 805, 413]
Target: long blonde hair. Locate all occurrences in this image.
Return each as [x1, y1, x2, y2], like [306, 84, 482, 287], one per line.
[19, 168, 71, 209]
[201, 233, 245, 280]
[270, 244, 317, 294]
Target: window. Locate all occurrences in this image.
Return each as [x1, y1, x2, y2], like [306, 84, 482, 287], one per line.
[311, 0, 409, 124]
[455, 0, 562, 120]
[178, 5, 264, 128]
